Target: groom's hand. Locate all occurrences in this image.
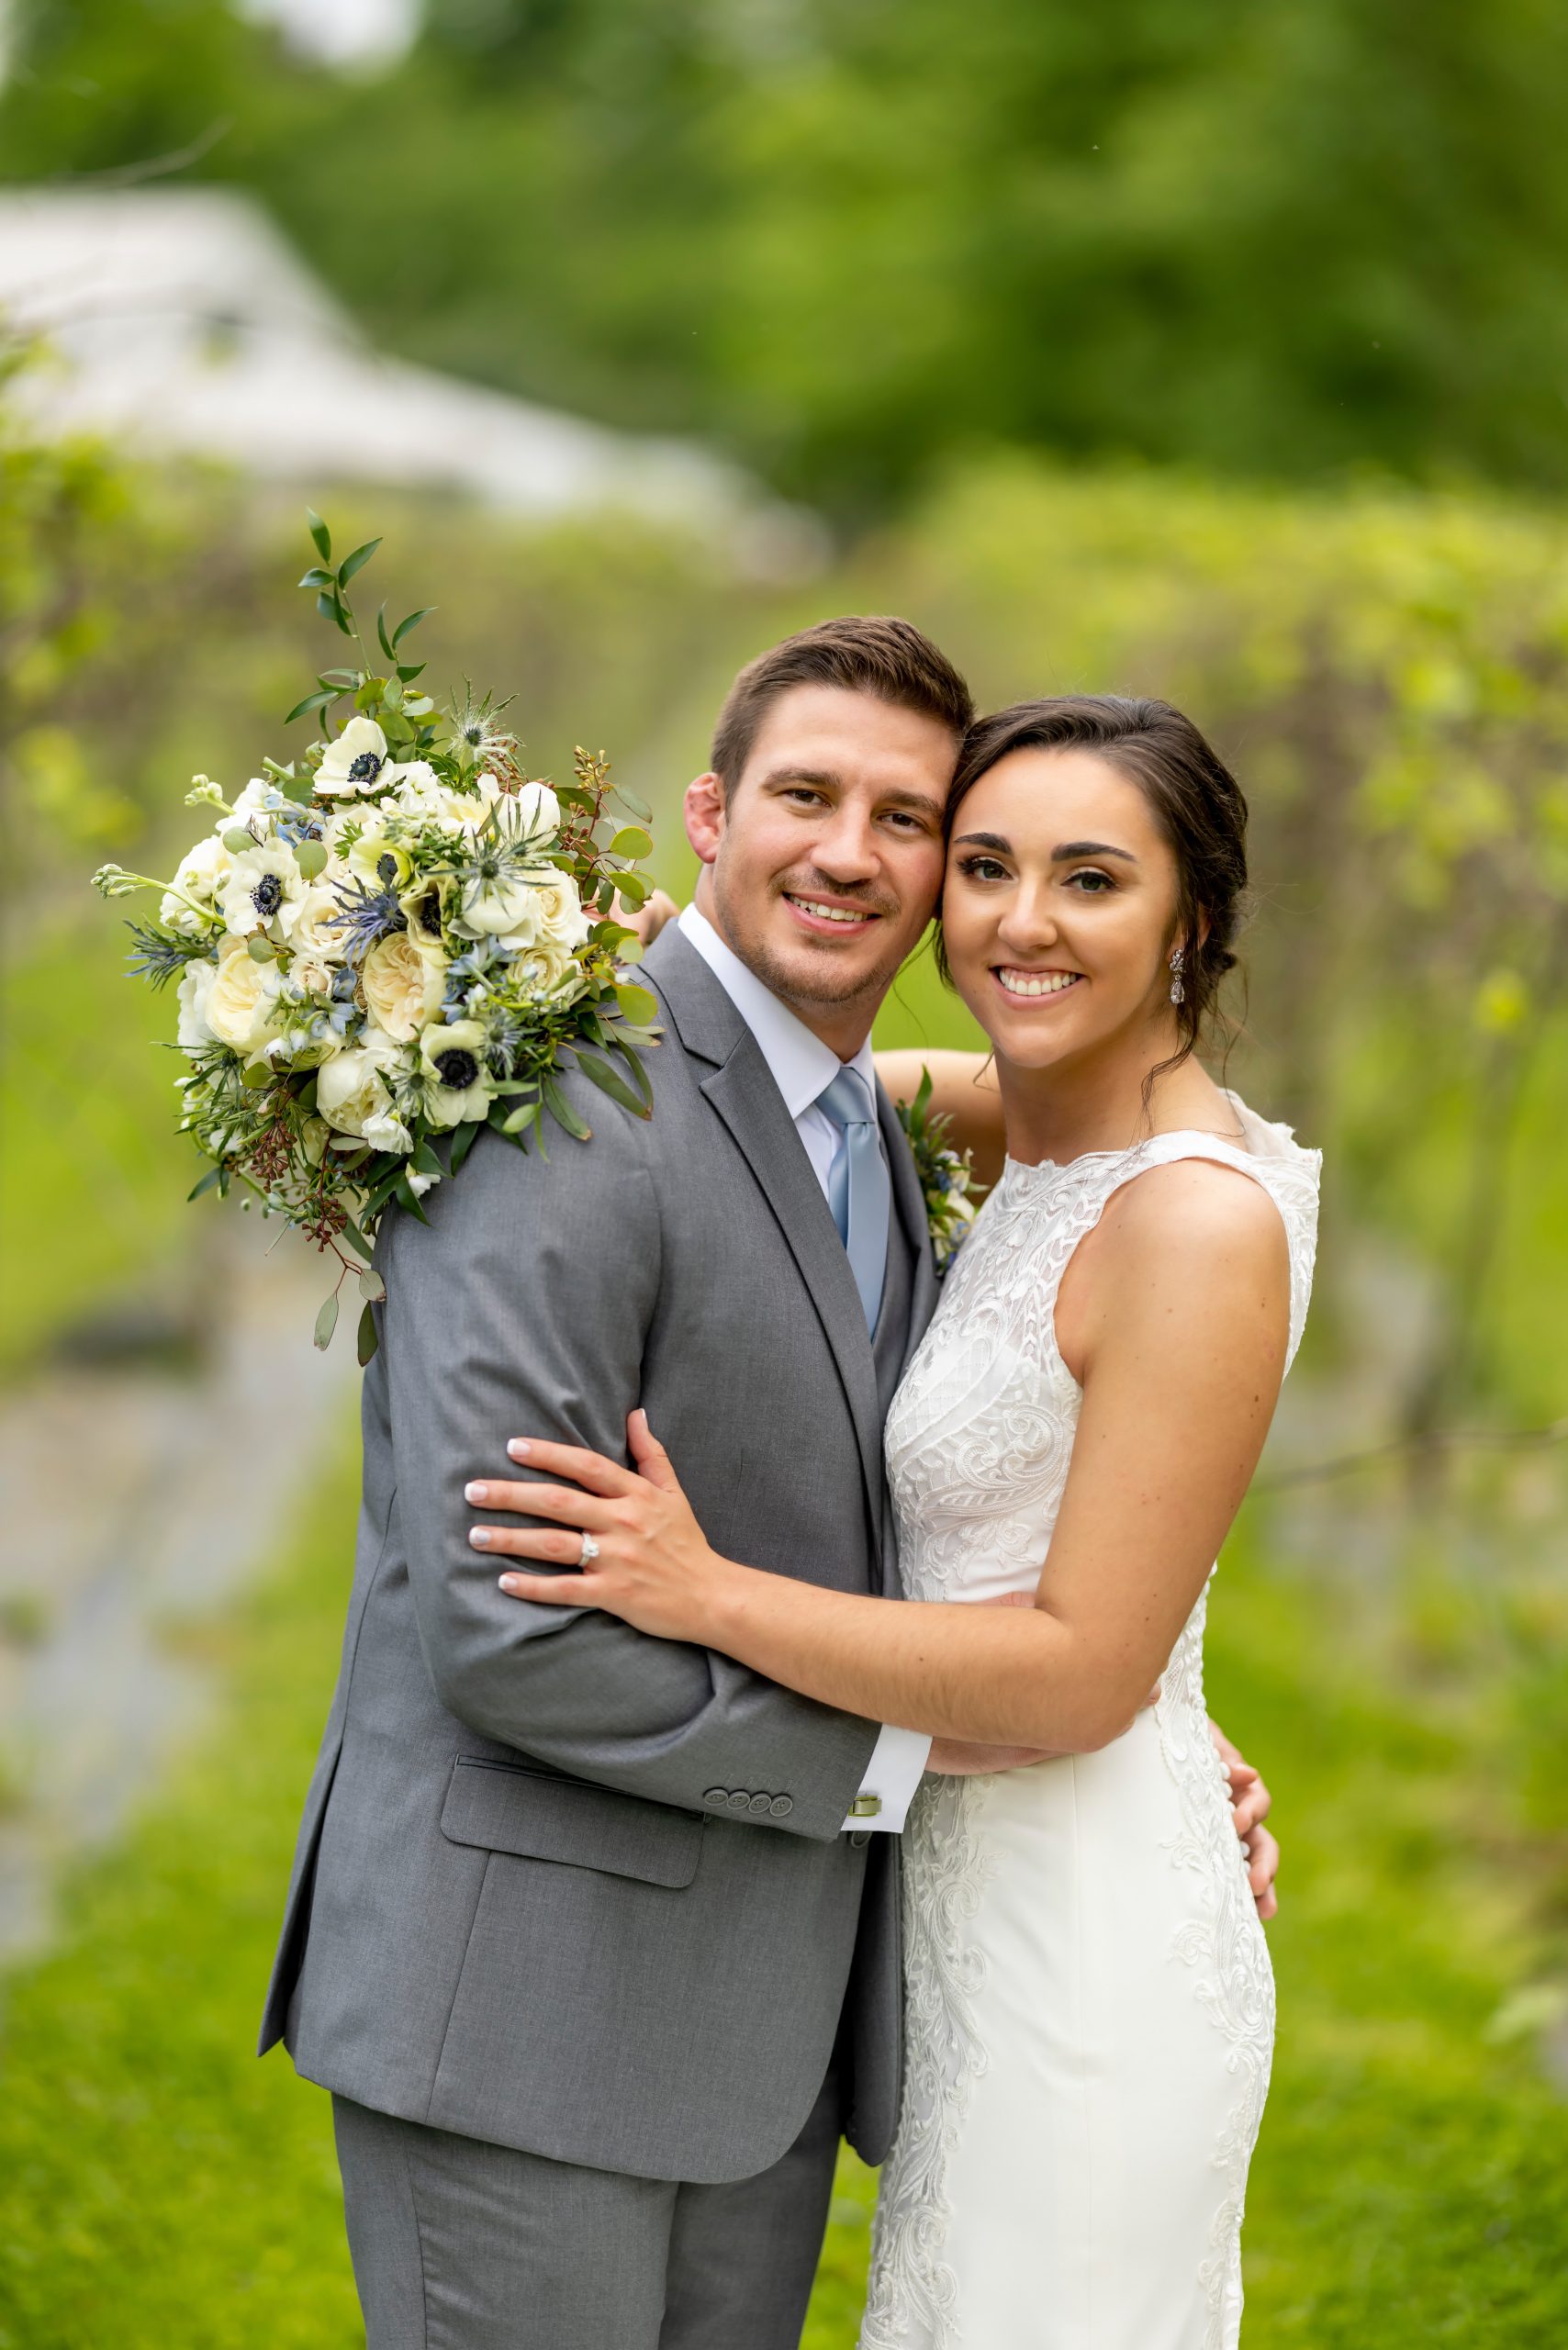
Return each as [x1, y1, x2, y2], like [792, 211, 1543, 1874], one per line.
[1209, 1719, 1280, 1922]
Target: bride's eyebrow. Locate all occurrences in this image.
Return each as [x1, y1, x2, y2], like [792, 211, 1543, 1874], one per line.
[953, 830, 1011, 852]
[1051, 840, 1137, 863]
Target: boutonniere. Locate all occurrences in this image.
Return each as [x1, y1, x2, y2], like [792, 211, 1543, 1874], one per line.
[895, 1066, 983, 1271]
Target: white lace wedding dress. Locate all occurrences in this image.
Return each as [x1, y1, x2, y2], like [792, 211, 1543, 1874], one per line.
[861, 1100, 1320, 2350]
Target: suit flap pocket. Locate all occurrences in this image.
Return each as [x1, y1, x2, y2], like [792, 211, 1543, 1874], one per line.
[440, 1756, 703, 1888]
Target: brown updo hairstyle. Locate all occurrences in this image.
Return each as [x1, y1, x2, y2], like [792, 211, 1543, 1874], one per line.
[936, 695, 1250, 1074]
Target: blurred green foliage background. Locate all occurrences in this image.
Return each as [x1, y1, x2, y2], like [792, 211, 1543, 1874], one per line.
[3, 1, 1568, 2343]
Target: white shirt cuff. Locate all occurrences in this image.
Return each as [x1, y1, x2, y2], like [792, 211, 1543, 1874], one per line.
[844, 1724, 932, 1834]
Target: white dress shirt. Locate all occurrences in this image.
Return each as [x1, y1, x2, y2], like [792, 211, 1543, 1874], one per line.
[678, 902, 932, 1833]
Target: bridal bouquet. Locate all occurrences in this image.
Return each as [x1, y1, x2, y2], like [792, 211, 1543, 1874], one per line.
[92, 515, 659, 1359]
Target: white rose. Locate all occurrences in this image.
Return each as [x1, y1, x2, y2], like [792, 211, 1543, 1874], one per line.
[315, 715, 393, 800]
[219, 841, 307, 939]
[161, 834, 231, 936]
[290, 954, 338, 998]
[363, 929, 448, 1044]
[505, 936, 586, 1002]
[494, 872, 591, 957]
[286, 880, 349, 964]
[510, 780, 561, 846]
[176, 954, 219, 1049]
[316, 1030, 405, 1137]
[397, 764, 503, 837]
[218, 778, 277, 834]
[364, 1110, 415, 1156]
[207, 934, 285, 1057]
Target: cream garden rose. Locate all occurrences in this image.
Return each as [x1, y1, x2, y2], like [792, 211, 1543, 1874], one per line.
[363, 929, 448, 1044]
[316, 1030, 407, 1138]
[207, 934, 285, 1057]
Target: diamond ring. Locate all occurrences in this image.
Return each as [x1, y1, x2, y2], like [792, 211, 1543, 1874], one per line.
[577, 1531, 600, 1568]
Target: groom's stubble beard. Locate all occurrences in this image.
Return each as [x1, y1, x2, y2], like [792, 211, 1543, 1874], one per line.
[709, 855, 935, 1029]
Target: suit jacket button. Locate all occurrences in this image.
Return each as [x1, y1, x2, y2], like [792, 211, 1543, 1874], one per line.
[769, 1795, 793, 1818]
[748, 1792, 773, 1816]
[849, 1830, 871, 1849]
[726, 1790, 751, 1812]
[703, 1788, 730, 1809]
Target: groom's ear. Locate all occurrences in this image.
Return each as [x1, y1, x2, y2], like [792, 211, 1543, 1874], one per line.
[684, 772, 725, 866]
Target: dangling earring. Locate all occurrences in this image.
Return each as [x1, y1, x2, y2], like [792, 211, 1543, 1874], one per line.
[1168, 946, 1185, 1006]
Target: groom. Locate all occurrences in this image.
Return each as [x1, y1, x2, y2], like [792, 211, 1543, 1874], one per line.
[261, 618, 1276, 2348]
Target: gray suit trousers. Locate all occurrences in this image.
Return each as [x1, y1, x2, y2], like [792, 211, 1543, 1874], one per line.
[333, 2065, 843, 2350]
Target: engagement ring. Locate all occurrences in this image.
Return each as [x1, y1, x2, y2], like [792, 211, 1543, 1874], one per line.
[577, 1532, 600, 1567]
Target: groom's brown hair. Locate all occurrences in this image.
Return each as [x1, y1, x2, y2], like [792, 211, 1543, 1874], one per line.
[710, 616, 973, 797]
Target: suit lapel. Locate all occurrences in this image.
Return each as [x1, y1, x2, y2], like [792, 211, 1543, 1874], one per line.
[647, 931, 886, 1547]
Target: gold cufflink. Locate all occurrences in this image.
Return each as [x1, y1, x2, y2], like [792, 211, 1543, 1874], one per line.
[847, 1795, 883, 1818]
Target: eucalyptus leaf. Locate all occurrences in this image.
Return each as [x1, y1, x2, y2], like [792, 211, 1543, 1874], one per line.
[246, 934, 276, 964]
[610, 825, 653, 861]
[223, 825, 257, 854]
[616, 983, 659, 1025]
[357, 1301, 381, 1366]
[358, 1269, 387, 1304]
[313, 1292, 340, 1351]
[613, 872, 649, 911]
[294, 838, 328, 879]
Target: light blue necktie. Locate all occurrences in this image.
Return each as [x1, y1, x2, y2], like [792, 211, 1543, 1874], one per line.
[816, 1066, 890, 1335]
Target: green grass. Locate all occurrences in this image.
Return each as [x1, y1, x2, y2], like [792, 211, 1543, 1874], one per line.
[3, 1451, 1568, 2344]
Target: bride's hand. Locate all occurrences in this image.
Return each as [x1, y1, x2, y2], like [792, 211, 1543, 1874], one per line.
[468, 1410, 734, 1643]
[617, 887, 679, 951]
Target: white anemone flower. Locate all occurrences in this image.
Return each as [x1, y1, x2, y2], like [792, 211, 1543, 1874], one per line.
[218, 841, 307, 939]
[315, 715, 394, 799]
[419, 1018, 494, 1128]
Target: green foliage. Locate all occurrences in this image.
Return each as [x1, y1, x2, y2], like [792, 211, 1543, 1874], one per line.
[0, 1438, 364, 2348]
[8, 0, 1568, 511]
[4, 1454, 1567, 2344]
[852, 454, 1568, 1428]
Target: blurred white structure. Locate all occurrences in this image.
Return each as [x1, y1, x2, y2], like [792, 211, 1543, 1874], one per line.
[238, 0, 420, 69]
[0, 185, 797, 548]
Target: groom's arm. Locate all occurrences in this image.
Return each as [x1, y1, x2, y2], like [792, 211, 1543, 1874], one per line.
[381, 1121, 881, 1841]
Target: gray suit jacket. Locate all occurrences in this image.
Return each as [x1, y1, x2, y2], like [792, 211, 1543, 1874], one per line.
[259, 928, 940, 2183]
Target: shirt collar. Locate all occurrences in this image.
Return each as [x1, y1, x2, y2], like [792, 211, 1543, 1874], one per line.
[677, 901, 879, 1120]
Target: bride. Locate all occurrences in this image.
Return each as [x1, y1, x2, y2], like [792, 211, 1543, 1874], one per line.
[472, 693, 1318, 2348]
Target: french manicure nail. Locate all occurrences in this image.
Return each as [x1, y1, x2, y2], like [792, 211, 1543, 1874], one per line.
[470, 1528, 491, 1547]
[508, 1439, 530, 1460]
[465, 1482, 485, 1503]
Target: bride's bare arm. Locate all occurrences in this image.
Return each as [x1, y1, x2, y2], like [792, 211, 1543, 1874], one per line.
[471, 1160, 1289, 1755]
[874, 1048, 1007, 1192]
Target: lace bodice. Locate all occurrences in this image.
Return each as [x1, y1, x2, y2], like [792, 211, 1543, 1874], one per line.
[884, 1094, 1320, 1611]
